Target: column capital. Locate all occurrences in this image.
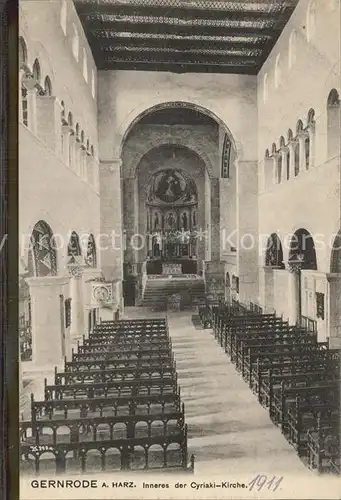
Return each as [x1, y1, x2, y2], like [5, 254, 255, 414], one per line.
[26, 276, 69, 288]
[100, 158, 122, 171]
[287, 263, 302, 274]
[68, 264, 85, 278]
[326, 272, 341, 282]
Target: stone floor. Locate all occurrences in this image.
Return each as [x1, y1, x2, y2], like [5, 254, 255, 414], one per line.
[124, 307, 309, 477]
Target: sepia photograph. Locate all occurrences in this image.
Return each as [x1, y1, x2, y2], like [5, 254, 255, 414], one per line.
[16, 0, 341, 498]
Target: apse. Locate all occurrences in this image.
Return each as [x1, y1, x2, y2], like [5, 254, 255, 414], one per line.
[136, 144, 206, 270]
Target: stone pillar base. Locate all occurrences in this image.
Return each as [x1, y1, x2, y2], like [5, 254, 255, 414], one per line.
[27, 276, 69, 369]
[203, 261, 226, 302]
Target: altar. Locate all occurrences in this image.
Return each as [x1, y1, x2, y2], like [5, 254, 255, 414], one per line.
[162, 263, 182, 275]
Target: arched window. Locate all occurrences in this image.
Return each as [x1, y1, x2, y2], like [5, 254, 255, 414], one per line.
[294, 141, 300, 176]
[32, 59, 41, 83]
[263, 73, 268, 103]
[305, 109, 315, 170]
[286, 149, 290, 180]
[306, 1, 316, 42]
[21, 78, 28, 127]
[68, 112, 74, 168]
[221, 134, 231, 178]
[60, 0, 67, 35]
[71, 24, 79, 61]
[91, 69, 96, 98]
[288, 30, 297, 68]
[265, 233, 284, 268]
[289, 228, 317, 270]
[80, 130, 85, 145]
[44, 76, 52, 96]
[304, 135, 310, 169]
[86, 139, 90, 152]
[19, 37, 27, 68]
[67, 231, 82, 263]
[75, 123, 80, 141]
[277, 153, 283, 183]
[29, 221, 58, 277]
[90, 145, 94, 157]
[274, 54, 281, 88]
[327, 88, 340, 158]
[82, 48, 88, 82]
[61, 101, 65, 122]
[296, 119, 304, 135]
[85, 234, 97, 268]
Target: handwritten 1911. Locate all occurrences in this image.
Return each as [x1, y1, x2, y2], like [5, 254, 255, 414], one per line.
[248, 474, 283, 492]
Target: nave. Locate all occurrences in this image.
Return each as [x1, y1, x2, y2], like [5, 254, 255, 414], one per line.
[20, 302, 341, 478]
[129, 308, 308, 475]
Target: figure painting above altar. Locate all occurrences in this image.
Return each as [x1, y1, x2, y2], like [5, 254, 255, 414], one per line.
[146, 168, 197, 206]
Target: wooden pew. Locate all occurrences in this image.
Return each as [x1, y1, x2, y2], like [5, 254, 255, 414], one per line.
[238, 334, 318, 373]
[257, 364, 340, 407]
[22, 403, 186, 446]
[20, 424, 190, 474]
[31, 390, 182, 421]
[45, 376, 178, 400]
[252, 354, 340, 395]
[285, 397, 339, 457]
[55, 364, 177, 385]
[64, 354, 174, 373]
[243, 343, 329, 385]
[79, 338, 171, 353]
[271, 381, 339, 430]
[71, 346, 172, 362]
[306, 412, 340, 474]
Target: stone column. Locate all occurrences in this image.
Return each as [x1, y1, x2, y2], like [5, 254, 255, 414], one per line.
[22, 76, 38, 135]
[203, 261, 226, 301]
[75, 141, 82, 176]
[99, 158, 123, 282]
[61, 125, 70, 164]
[68, 265, 85, 342]
[123, 177, 136, 267]
[26, 276, 69, 370]
[287, 267, 301, 325]
[236, 160, 259, 303]
[82, 267, 103, 337]
[327, 274, 341, 348]
[99, 158, 124, 312]
[210, 177, 220, 261]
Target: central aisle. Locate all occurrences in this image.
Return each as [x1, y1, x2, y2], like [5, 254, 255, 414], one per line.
[125, 307, 309, 477]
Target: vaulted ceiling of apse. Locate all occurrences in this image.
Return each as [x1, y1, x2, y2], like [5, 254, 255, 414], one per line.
[74, 0, 299, 74]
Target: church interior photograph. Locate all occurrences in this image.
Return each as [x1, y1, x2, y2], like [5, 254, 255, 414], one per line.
[18, 0, 341, 484]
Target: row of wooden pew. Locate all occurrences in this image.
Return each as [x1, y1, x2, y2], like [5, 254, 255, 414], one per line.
[209, 302, 341, 475]
[20, 318, 194, 475]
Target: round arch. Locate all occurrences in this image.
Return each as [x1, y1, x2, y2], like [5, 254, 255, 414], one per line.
[124, 138, 216, 179]
[288, 228, 317, 270]
[265, 233, 285, 269]
[85, 234, 97, 268]
[330, 230, 341, 273]
[117, 100, 239, 158]
[67, 231, 82, 263]
[28, 220, 58, 277]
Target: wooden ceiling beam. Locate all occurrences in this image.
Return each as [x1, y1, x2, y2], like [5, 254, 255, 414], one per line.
[75, 3, 290, 23]
[84, 20, 279, 37]
[97, 52, 260, 66]
[96, 60, 259, 74]
[92, 35, 267, 50]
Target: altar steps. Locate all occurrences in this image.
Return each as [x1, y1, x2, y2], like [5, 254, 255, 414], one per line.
[141, 276, 205, 310]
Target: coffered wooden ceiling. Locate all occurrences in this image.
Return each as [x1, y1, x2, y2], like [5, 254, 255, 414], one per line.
[74, 0, 299, 74]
